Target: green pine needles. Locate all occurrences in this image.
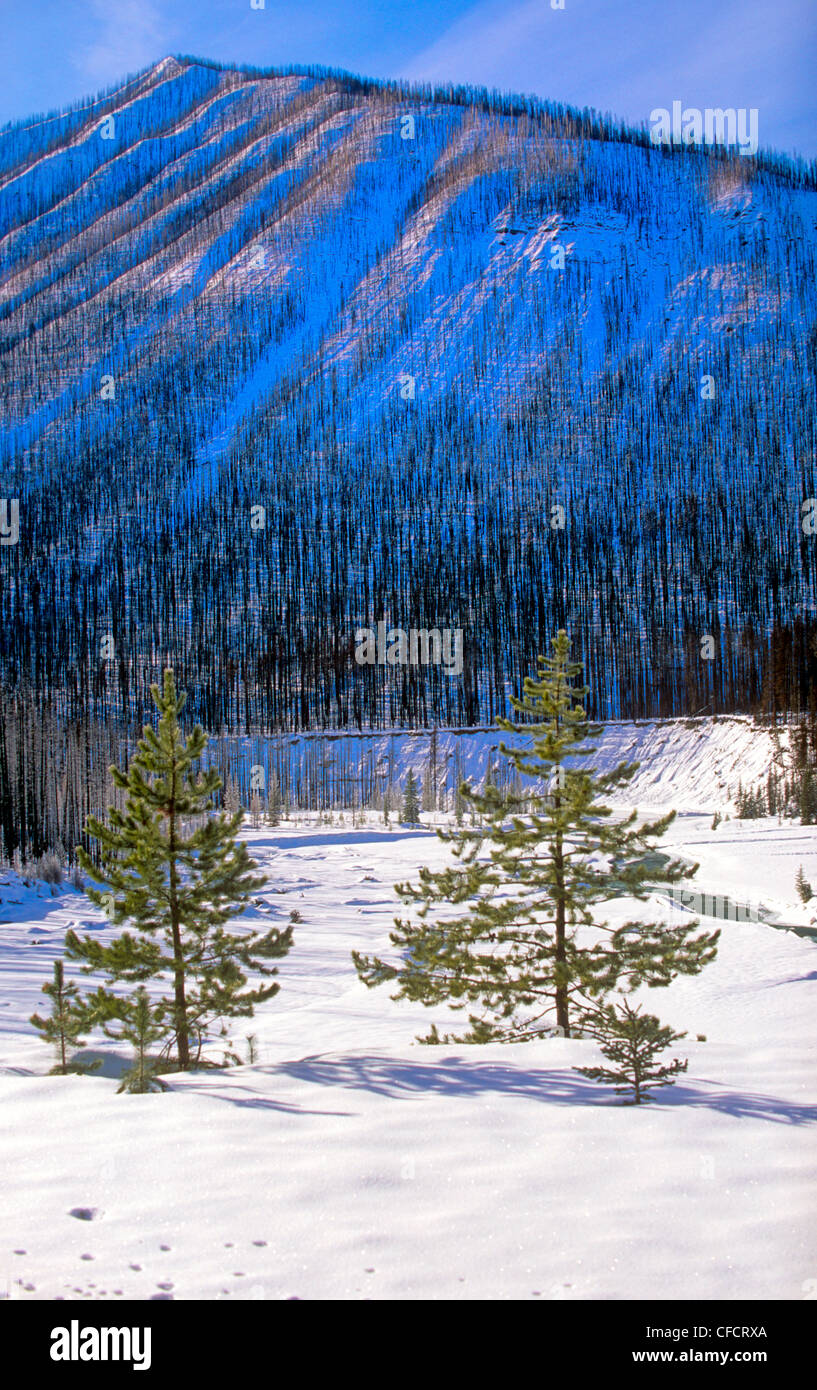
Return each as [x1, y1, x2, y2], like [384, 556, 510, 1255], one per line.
[401, 769, 421, 825]
[353, 630, 720, 1044]
[66, 669, 293, 1072]
[577, 996, 689, 1104]
[29, 959, 99, 1075]
[96, 986, 167, 1094]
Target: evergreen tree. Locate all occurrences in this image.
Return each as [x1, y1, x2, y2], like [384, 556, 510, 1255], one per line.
[799, 767, 817, 825]
[29, 959, 98, 1075]
[401, 769, 421, 825]
[89, 985, 167, 1094]
[353, 631, 719, 1041]
[267, 772, 282, 826]
[795, 865, 814, 904]
[67, 670, 293, 1071]
[576, 996, 688, 1104]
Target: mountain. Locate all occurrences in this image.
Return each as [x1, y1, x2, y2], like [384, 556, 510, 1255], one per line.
[1, 55, 815, 735]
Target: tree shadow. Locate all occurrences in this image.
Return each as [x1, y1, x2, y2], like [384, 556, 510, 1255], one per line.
[770, 970, 817, 986]
[261, 1052, 817, 1124]
[168, 1074, 355, 1118]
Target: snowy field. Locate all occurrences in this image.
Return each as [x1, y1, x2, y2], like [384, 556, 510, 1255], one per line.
[1, 790, 815, 1301]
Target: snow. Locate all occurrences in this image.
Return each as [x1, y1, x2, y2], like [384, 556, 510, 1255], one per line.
[1, 727, 815, 1302]
[207, 712, 795, 816]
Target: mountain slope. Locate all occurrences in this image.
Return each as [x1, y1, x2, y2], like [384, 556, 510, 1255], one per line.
[0, 56, 815, 732]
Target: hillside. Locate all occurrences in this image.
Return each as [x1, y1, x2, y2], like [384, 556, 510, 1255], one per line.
[1, 55, 815, 737]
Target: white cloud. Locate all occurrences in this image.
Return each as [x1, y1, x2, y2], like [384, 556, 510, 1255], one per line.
[400, 0, 815, 154]
[72, 0, 169, 90]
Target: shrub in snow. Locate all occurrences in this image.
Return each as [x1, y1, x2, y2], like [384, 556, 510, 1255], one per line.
[37, 852, 64, 886]
[795, 865, 813, 904]
[576, 996, 688, 1104]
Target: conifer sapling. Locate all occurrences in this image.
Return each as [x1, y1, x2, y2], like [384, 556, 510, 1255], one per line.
[90, 985, 167, 1094]
[68, 670, 293, 1071]
[401, 769, 421, 825]
[30, 959, 99, 1075]
[795, 865, 813, 904]
[576, 996, 689, 1104]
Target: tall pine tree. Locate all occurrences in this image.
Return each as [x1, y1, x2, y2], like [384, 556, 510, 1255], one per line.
[67, 670, 293, 1070]
[354, 631, 719, 1041]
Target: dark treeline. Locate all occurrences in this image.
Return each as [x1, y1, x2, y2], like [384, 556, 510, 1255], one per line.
[3, 614, 815, 865]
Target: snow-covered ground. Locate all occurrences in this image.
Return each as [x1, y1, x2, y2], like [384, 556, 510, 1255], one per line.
[1, 772, 815, 1301]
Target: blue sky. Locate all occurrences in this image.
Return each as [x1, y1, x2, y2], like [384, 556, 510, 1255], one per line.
[1, 0, 814, 158]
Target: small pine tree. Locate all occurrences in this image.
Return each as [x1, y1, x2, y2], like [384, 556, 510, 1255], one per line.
[222, 776, 242, 815]
[795, 865, 813, 904]
[577, 996, 688, 1104]
[69, 670, 293, 1072]
[29, 960, 97, 1075]
[91, 986, 167, 1094]
[800, 767, 817, 826]
[401, 769, 421, 824]
[267, 772, 282, 826]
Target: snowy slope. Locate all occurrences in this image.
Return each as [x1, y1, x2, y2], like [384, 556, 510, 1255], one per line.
[209, 713, 793, 815]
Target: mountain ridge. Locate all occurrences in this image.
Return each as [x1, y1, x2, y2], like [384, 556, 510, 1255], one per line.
[0, 56, 815, 736]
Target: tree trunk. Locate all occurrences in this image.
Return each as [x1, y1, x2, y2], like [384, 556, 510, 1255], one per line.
[553, 810, 569, 1035]
[553, 675, 570, 1036]
[555, 890, 569, 1035]
[167, 773, 190, 1070]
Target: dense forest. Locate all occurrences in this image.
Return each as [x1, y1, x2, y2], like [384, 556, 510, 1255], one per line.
[0, 55, 815, 857]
